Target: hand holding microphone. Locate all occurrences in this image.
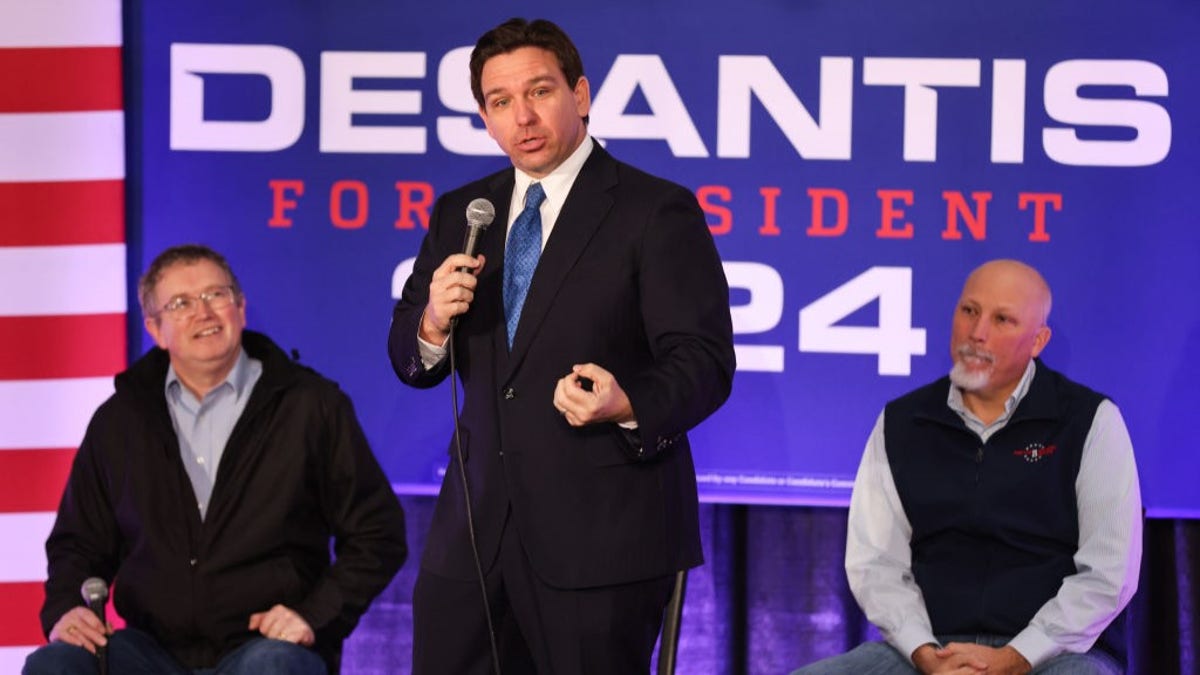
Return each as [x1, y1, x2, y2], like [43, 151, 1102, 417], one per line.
[48, 578, 110, 670]
[421, 199, 495, 342]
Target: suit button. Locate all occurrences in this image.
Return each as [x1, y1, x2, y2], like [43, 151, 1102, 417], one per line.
[503, 387, 516, 400]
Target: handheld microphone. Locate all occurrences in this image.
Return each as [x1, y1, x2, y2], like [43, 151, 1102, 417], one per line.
[447, 198, 504, 674]
[451, 198, 495, 329]
[458, 198, 495, 272]
[80, 577, 108, 675]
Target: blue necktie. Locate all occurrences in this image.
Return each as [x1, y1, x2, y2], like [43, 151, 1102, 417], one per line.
[503, 182, 546, 348]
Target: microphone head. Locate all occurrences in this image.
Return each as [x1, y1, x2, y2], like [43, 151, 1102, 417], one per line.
[81, 577, 108, 603]
[465, 198, 495, 230]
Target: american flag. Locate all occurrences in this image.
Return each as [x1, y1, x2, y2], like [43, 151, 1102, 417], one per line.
[0, 0, 126, 668]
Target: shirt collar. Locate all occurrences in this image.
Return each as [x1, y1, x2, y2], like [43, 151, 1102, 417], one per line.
[512, 136, 594, 213]
[165, 347, 254, 402]
[947, 358, 1038, 422]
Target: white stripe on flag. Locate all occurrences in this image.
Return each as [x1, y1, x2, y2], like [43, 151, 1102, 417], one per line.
[0, 646, 38, 672]
[0, 512, 54, 582]
[0, 244, 126, 317]
[0, 112, 125, 182]
[0, 0, 121, 47]
[0, 377, 113, 450]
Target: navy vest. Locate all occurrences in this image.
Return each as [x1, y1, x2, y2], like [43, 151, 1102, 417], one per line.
[883, 360, 1105, 638]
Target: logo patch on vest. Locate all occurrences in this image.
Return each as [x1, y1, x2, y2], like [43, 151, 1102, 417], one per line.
[1013, 443, 1056, 463]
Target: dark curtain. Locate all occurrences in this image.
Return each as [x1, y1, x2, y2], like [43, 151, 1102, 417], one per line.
[342, 497, 1199, 674]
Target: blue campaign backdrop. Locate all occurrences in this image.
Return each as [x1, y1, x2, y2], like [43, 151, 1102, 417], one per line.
[127, 0, 1200, 516]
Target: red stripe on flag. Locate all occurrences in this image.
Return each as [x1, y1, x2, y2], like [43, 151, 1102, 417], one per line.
[0, 314, 125, 381]
[0, 181, 124, 247]
[0, 47, 122, 113]
[0, 449, 75, 512]
[0, 582, 47, 646]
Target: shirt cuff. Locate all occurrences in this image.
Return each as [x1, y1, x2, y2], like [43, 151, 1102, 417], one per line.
[891, 624, 939, 664]
[416, 333, 447, 370]
[1008, 626, 1060, 668]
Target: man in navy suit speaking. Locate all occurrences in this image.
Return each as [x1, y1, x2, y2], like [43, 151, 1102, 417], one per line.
[389, 17, 735, 675]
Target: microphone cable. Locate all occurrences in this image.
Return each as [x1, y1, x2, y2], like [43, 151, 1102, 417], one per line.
[448, 320, 502, 675]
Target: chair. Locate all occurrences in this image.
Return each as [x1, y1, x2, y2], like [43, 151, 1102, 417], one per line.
[657, 569, 689, 675]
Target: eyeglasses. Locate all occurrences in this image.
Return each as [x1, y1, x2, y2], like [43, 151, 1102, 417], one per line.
[156, 285, 238, 319]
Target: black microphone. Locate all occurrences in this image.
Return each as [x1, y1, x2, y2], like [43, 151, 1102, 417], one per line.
[80, 577, 108, 675]
[457, 198, 495, 271]
[451, 198, 495, 328]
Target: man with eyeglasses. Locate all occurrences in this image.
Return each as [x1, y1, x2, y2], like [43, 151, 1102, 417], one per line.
[24, 244, 407, 675]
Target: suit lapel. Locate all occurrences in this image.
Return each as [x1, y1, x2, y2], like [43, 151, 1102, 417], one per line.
[505, 145, 617, 377]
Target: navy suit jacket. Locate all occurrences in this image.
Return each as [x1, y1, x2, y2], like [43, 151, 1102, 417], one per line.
[389, 142, 734, 589]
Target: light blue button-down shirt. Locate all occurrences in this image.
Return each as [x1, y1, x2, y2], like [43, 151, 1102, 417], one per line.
[165, 349, 263, 520]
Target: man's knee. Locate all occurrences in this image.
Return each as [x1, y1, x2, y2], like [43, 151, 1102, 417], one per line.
[221, 639, 325, 675]
[22, 642, 97, 675]
[792, 641, 917, 675]
[1034, 648, 1124, 675]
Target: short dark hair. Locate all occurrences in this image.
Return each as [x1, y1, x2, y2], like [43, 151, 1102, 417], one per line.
[469, 18, 588, 124]
[138, 244, 243, 319]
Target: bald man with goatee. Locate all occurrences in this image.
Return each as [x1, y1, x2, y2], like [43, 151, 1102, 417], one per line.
[794, 260, 1142, 675]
